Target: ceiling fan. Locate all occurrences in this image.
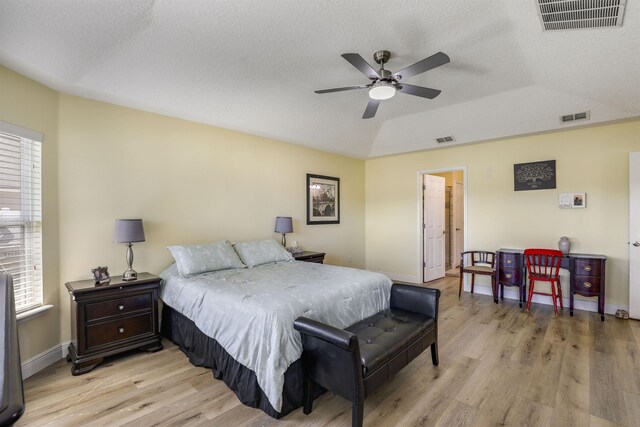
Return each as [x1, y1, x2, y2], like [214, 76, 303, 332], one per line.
[315, 50, 450, 119]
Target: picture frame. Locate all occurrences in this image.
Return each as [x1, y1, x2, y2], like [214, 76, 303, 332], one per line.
[91, 266, 111, 285]
[306, 173, 340, 225]
[559, 192, 586, 209]
[514, 160, 556, 191]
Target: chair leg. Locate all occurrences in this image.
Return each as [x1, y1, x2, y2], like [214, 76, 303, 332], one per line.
[492, 275, 498, 304]
[303, 378, 313, 415]
[431, 341, 439, 366]
[471, 274, 475, 294]
[527, 280, 535, 311]
[519, 284, 524, 308]
[550, 281, 558, 316]
[557, 280, 564, 309]
[352, 400, 364, 427]
[458, 272, 463, 298]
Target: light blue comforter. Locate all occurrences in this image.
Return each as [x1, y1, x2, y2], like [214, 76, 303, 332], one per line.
[159, 260, 392, 412]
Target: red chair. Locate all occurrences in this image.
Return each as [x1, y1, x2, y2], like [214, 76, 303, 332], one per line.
[459, 251, 497, 303]
[524, 249, 564, 316]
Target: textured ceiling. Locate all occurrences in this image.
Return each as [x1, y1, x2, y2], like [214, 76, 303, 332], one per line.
[1, 0, 638, 158]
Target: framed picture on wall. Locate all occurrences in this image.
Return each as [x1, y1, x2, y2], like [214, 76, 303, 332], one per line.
[559, 192, 586, 208]
[306, 174, 340, 224]
[514, 160, 556, 191]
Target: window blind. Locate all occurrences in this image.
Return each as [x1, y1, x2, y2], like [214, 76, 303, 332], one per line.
[0, 128, 42, 313]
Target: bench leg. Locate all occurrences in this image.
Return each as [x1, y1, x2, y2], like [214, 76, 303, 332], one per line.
[431, 341, 439, 366]
[303, 377, 314, 415]
[352, 400, 364, 427]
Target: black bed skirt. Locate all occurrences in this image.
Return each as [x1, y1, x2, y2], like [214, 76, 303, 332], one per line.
[161, 305, 311, 419]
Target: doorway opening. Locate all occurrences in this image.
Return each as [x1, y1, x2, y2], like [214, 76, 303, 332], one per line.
[421, 168, 466, 283]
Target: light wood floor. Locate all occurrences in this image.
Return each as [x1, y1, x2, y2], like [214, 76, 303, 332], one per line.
[16, 276, 640, 426]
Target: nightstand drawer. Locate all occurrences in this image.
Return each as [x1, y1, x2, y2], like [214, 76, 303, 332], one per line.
[571, 275, 601, 295]
[573, 259, 602, 276]
[499, 253, 522, 268]
[498, 268, 522, 285]
[86, 293, 152, 321]
[86, 313, 153, 350]
[293, 251, 325, 264]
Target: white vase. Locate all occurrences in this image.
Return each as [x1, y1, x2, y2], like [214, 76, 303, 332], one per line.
[558, 236, 571, 255]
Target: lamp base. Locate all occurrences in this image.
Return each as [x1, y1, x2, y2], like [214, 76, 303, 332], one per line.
[122, 268, 138, 281]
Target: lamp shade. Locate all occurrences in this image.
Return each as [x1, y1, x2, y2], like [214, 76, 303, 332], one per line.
[274, 216, 293, 234]
[114, 219, 145, 243]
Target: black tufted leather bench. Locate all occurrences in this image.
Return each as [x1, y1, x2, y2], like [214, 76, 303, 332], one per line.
[294, 283, 440, 427]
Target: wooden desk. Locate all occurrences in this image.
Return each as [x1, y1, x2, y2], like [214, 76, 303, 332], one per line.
[496, 249, 606, 321]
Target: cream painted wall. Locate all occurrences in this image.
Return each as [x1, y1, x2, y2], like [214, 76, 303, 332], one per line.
[0, 67, 60, 360]
[56, 94, 365, 342]
[365, 120, 640, 308]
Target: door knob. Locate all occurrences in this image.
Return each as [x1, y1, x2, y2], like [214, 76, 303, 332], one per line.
[633, 241, 640, 247]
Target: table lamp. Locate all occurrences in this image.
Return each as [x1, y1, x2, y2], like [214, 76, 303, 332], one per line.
[114, 219, 145, 281]
[274, 216, 293, 247]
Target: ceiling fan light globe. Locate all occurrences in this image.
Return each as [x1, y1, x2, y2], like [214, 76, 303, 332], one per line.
[369, 84, 396, 100]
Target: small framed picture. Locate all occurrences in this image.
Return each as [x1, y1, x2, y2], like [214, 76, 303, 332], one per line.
[559, 192, 586, 209]
[91, 266, 111, 285]
[306, 173, 340, 225]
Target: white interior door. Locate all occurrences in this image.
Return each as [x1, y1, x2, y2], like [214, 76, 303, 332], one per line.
[629, 152, 640, 319]
[453, 180, 464, 268]
[424, 175, 445, 282]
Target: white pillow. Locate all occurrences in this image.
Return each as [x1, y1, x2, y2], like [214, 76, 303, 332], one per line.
[167, 240, 246, 277]
[233, 239, 293, 268]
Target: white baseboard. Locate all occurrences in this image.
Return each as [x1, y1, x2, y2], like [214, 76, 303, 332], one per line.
[467, 284, 626, 315]
[21, 341, 69, 379]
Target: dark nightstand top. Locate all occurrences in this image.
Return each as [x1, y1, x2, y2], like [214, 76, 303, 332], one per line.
[292, 251, 325, 261]
[65, 272, 160, 294]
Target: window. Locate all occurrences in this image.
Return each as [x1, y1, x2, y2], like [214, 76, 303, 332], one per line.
[0, 121, 43, 313]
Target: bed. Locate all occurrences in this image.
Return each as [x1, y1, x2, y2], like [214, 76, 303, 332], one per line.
[159, 240, 392, 418]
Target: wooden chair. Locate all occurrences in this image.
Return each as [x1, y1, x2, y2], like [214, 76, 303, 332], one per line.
[524, 249, 563, 316]
[459, 251, 497, 303]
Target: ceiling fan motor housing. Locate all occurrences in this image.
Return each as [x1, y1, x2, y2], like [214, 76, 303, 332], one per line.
[373, 50, 391, 65]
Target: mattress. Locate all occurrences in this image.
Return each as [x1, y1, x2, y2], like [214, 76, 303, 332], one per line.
[159, 260, 392, 412]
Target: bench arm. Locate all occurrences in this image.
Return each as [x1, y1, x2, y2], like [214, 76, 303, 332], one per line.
[294, 317, 357, 352]
[294, 316, 364, 405]
[390, 283, 440, 320]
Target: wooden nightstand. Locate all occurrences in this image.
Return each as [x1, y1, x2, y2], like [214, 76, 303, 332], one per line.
[65, 272, 163, 375]
[293, 251, 325, 264]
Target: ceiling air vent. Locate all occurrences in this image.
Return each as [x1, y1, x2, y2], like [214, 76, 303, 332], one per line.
[435, 136, 455, 144]
[560, 110, 590, 123]
[536, 0, 627, 31]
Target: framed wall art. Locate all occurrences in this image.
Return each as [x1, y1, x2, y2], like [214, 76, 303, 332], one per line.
[514, 160, 556, 191]
[559, 192, 586, 209]
[306, 173, 340, 224]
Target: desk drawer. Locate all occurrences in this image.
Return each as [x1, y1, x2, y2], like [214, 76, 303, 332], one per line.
[572, 275, 601, 295]
[85, 313, 152, 350]
[573, 259, 602, 276]
[498, 268, 522, 285]
[86, 293, 152, 322]
[499, 253, 522, 269]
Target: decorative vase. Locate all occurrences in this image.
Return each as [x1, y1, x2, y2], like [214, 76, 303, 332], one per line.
[558, 236, 571, 255]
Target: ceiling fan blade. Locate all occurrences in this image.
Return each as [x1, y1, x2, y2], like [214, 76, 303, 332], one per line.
[398, 83, 442, 99]
[341, 53, 381, 79]
[362, 99, 380, 119]
[393, 52, 450, 80]
[314, 84, 369, 94]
